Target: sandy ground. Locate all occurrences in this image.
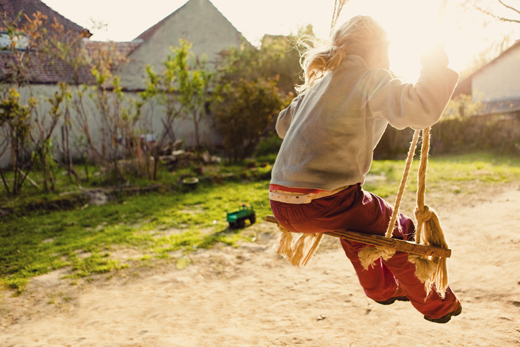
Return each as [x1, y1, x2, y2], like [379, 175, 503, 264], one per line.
[1, 184, 520, 347]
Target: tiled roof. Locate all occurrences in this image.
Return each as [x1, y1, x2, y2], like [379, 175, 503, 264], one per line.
[134, 0, 246, 44]
[0, 0, 91, 37]
[0, 40, 142, 85]
[134, 0, 211, 41]
[481, 98, 520, 115]
[83, 40, 142, 59]
[0, 51, 95, 85]
[135, 14, 170, 41]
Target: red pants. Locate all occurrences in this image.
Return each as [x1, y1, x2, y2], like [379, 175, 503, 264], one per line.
[270, 184, 459, 319]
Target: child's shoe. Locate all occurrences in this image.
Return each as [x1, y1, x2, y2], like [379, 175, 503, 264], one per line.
[424, 303, 462, 324]
[374, 286, 409, 305]
[374, 296, 409, 305]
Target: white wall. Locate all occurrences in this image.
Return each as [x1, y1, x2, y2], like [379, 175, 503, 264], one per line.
[0, 84, 222, 168]
[472, 45, 520, 102]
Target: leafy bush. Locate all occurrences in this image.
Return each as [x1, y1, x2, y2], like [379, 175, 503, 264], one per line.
[213, 78, 285, 162]
[0, 88, 33, 195]
[255, 132, 283, 157]
[374, 95, 520, 158]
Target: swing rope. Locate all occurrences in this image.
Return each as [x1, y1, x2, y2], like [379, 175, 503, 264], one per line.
[409, 127, 450, 297]
[357, 130, 420, 268]
[386, 131, 420, 240]
[330, 0, 348, 31]
[358, 127, 450, 298]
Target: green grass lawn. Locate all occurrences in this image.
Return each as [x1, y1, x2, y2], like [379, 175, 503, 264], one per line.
[0, 180, 273, 293]
[366, 152, 520, 197]
[1, 152, 520, 294]
[0, 160, 267, 211]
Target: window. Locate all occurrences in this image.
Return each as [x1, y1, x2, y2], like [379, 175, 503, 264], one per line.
[0, 31, 29, 50]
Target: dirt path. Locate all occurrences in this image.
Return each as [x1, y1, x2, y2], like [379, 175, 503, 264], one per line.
[1, 185, 520, 347]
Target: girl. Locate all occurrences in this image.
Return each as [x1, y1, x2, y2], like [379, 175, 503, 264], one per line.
[269, 16, 461, 324]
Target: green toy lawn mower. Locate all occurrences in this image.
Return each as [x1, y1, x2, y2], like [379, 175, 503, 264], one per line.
[226, 203, 256, 228]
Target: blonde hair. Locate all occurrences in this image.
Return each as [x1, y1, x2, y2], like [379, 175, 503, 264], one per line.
[296, 16, 388, 93]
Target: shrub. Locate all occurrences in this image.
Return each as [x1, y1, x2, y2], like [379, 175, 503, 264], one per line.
[213, 78, 285, 162]
[374, 95, 520, 158]
[255, 132, 283, 157]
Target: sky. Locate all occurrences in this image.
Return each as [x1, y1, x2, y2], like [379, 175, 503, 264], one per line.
[41, 0, 520, 82]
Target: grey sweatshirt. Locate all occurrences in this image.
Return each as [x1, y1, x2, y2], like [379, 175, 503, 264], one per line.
[271, 55, 459, 191]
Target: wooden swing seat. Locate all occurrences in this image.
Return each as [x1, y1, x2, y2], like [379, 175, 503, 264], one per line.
[264, 215, 451, 258]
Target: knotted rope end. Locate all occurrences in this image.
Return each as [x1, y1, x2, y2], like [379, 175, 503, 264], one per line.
[274, 225, 323, 267]
[358, 246, 396, 270]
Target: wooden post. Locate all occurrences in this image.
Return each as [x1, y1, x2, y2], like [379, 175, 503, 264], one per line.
[264, 215, 451, 258]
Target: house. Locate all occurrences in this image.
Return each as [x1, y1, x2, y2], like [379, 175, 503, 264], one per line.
[116, 0, 248, 148]
[453, 40, 520, 115]
[0, 0, 248, 167]
[118, 0, 246, 90]
[0, 0, 95, 84]
[0, 0, 91, 37]
[1, 0, 245, 87]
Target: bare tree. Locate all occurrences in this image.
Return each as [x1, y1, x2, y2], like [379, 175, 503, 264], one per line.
[469, 0, 520, 24]
[459, 34, 513, 78]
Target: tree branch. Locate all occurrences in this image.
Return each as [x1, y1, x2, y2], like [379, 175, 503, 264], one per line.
[493, 14, 520, 23]
[17, 168, 39, 189]
[475, 4, 520, 23]
[498, 0, 520, 15]
[52, 155, 81, 182]
[0, 167, 11, 195]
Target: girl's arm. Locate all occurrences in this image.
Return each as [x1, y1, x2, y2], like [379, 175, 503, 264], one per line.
[275, 106, 293, 139]
[275, 94, 305, 138]
[366, 48, 459, 130]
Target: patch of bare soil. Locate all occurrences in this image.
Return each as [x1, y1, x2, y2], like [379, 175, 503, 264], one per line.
[1, 184, 520, 347]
